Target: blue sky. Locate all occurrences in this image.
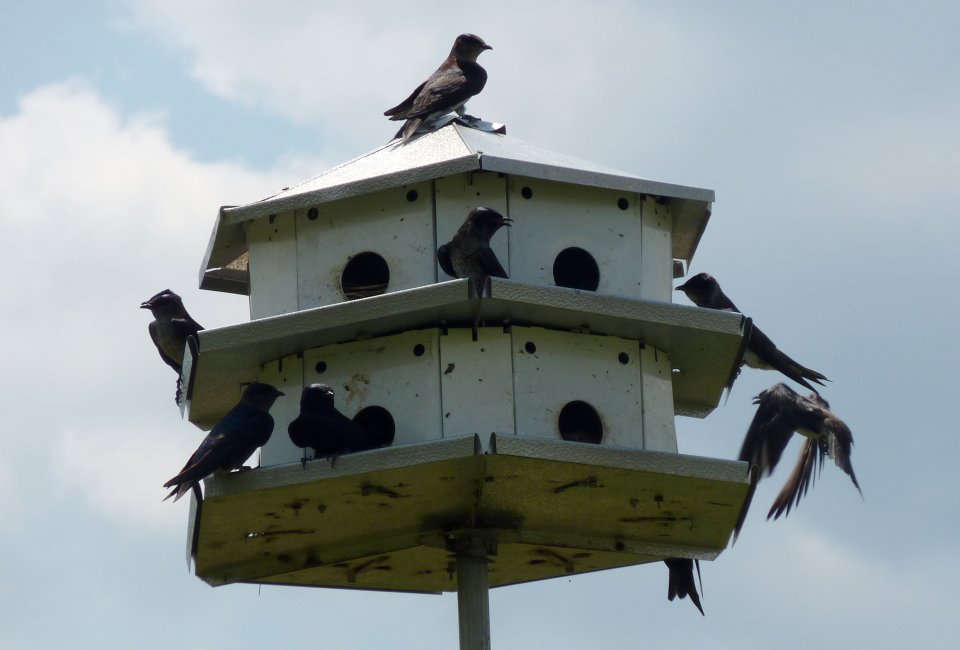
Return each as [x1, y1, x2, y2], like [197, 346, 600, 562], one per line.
[1, 2, 958, 648]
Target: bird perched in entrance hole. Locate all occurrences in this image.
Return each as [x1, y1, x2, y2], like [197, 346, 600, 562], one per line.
[675, 273, 828, 395]
[140, 289, 204, 405]
[288, 384, 375, 462]
[163, 383, 284, 502]
[437, 207, 511, 294]
[664, 558, 704, 615]
[732, 383, 862, 540]
[384, 33, 492, 143]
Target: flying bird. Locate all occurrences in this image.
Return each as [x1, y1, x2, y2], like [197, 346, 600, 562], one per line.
[141, 289, 204, 404]
[735, 383, 862, 535]
[288, 384, 375, 459]
[675, 273, 828, 394]
[663, 558, 704, 616]
[437, 206, 511, 293]
[385, 33, 492, 143]
[163, 383, 284, 502]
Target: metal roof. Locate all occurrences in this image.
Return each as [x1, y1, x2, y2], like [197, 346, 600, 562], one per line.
[199, 123, 714, 294]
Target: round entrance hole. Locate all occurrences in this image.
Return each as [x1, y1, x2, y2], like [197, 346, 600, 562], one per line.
[353, 405, 396, 448]
[340, 252, 390, 300]
[553, 247, 600, 291]
[558, 400, 603, 444]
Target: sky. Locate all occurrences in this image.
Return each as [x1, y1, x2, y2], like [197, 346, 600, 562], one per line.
[1, 1, 958, 648]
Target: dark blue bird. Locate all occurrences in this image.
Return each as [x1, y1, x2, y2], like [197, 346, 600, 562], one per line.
[163, 383, 284, 502]
[664, 558, 704, 615]
[288, 384, 373, 459]
[140, 289, 204, 404]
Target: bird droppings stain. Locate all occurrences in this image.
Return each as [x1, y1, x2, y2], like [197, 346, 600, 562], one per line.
[361, 482, 407, 499]
[444, 363, 455, 375]
[552, 475, 601, 493]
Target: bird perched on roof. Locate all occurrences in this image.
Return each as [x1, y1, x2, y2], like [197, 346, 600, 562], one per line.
[140, 289, 204, 404]
[437, 207, 511, 293]
[288, 384, 375, 460]
[384, 33, 492, 143]
[675, 273, 828, 395]
[664, 558, 704, 615]
[163, 383, 284, 502]
[733, 383, 862, 539]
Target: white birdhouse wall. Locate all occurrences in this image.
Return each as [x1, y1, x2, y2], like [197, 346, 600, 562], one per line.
[244, 172, 676, 322]
[254, 326, 677, 469]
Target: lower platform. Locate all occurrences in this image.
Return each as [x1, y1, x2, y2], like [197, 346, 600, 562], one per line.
[189, 434, 753, 592]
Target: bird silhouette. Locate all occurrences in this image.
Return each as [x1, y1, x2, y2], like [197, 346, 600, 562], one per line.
[385, 33, 492, 143]
[163, 383, 284, 502]
[288, 384, 375, 460]
[664, 558, 704, 615]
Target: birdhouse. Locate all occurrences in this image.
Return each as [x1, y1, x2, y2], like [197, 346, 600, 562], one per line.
[183, 123, 752, 595]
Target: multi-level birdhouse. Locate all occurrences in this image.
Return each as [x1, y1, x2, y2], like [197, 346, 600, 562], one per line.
[183, 123, 752, 592]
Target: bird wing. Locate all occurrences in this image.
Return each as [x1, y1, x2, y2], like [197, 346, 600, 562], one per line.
[384, 80, 427, 118]
[738, 383, 813, 476]
[148, 321, 181, 373]
[479, 246, 508, 279]
[767, 436, 820, 520]
[437, 243, 456, 278]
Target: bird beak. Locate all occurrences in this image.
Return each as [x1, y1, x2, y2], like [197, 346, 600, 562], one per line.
[482, 43, 493, 51]
[503, 217, 513, 227]
[139, 301, 152, 309]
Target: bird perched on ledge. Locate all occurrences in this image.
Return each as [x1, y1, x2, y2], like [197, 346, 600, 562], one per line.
[140, 289, 203, 405]
[385, 33, 492, 143]
[437, 206, 511, 294]
[288, 384, 375, 460]
[733, 383, 862, 539]
[163, 383, 284, 502]
[675, 273, 828, 394]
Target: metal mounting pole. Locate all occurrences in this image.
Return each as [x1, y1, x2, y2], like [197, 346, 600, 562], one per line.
[455, 534, 492, 650]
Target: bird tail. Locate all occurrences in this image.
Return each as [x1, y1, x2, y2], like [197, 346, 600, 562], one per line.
[665, 558, 704, 616]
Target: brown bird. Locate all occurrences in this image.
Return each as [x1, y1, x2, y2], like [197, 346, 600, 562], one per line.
[437, 206, 511, 293]
[734, 383, 862, 538]
[675, 273, 828, 395]
[385, 33, 492, 143]
[140, 289, 203, 404]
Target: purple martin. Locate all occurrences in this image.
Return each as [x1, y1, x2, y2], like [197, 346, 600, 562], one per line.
[735, 383, 862, 534]
[163, 383, 284, 502]
[288, 384, 375, 460]
[664, 558, 704, 616]
[384, 33, 492, 143]
[140, 289, 204, 404]
[437, 207, 511, 294]
[675, 273, 828, 394]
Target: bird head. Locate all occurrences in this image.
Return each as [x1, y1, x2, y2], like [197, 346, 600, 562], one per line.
[451, 34, 492, 62]
[140, 289, 185, 316]
[300, 383, 336, 409]
[241, 383, 285, 411]
[674, 272, 717, 305]
[466, 206, 512, 239]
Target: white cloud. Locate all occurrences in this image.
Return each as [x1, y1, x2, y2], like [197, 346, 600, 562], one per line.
[0, 80, 330, 533]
